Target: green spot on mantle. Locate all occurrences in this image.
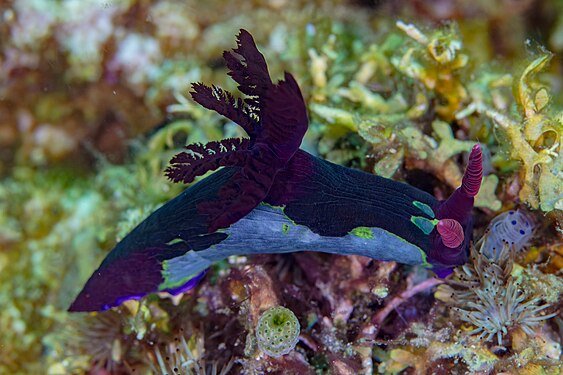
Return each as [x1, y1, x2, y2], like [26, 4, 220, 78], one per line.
[413, 201, 435, 218]
[166, 238, 185, 246]
[350, 226, 374, 239]
[282, 223, 290, 234]
[410, 216, 439, 235]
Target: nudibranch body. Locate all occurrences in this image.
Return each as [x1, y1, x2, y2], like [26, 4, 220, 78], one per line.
[69, 30, 482, 312]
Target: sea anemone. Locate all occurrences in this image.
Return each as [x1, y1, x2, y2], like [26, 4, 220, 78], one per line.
[49, 310, 131, 374]
[148, 330, 234, 375]
[437, 231, 557, 346]
[255, 306, 300, 357]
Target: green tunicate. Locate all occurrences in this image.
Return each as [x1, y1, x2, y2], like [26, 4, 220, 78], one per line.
[282, 223, 290, 234]
[256, 306, 300, 357]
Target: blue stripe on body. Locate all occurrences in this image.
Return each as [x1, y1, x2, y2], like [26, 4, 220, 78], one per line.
[162, 204, 428, 287]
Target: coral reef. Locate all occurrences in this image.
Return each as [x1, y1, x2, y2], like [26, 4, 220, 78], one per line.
[1, 0, 562, 374]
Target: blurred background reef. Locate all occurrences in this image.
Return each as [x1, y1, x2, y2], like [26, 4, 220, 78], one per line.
[0, 0, 562, 374]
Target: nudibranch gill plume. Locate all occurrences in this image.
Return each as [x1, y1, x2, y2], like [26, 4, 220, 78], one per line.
[69, 29, 483, 312]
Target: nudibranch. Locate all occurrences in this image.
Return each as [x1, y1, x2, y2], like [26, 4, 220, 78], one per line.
[69, 30, 483, 312]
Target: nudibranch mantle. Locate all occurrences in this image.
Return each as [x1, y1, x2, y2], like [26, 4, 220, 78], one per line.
[69, 29, 482, 312]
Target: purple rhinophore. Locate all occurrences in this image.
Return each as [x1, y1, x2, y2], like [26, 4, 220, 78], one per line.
[435, 144, 483, 225]
[430, 144, 483, 269]
[436, 219, 464, 249]
[461, 144, 483, 198]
